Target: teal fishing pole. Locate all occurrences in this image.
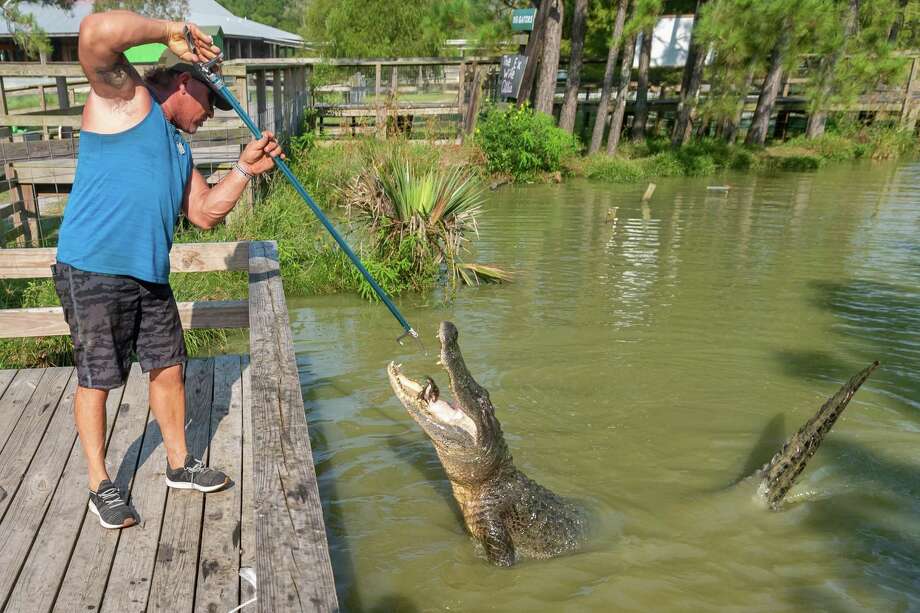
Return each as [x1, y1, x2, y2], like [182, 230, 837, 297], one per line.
[186, 32, 419, 346]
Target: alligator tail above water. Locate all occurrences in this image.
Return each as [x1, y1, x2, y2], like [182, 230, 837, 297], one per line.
[754, 361, 880, 509]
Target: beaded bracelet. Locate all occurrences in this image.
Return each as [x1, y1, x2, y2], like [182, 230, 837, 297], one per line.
[232, 162, 254, 180]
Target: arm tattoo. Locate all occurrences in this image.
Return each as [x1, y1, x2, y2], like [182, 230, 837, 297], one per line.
[95, 54, 139, 90]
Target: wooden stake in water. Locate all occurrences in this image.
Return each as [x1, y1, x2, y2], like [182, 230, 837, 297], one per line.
[642, 182, 656, 202]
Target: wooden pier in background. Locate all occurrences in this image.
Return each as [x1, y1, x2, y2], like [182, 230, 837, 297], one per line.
[0, 241, 338, 612]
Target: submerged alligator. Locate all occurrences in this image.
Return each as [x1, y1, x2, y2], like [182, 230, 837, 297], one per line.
[388, 321, 878, 566]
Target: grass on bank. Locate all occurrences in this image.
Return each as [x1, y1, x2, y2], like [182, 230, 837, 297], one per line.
[571, 124, 918, 184]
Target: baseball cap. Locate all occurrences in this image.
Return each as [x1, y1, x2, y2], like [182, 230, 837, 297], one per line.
[158, 49, 232, 111]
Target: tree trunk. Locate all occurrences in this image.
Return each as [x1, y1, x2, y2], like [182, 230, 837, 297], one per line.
[888, 0, 909, 43]
[607, 34, 637, 154]
[535, 0, 564, 116]
[746, 28, 790, 146]
[517, 0, 552, 106]
[806, 0, 859, 139]
[589, 0, 629, 154]
[630, 26, 653, 141]
[559, 0, 588, 132]
[723, 66, 754, 143]
[671, 0, 708, 147]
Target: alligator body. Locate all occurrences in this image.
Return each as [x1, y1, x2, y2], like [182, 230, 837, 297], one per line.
[388, 321, 878, 566]
[388, 322, 588, 566]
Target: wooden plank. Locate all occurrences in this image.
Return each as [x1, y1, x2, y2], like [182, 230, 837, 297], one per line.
[147, 359, 215, 612]
[52, 363, 150, 613]
[283, 68, 294, 135]
[273, 69, 283, 134]
[19, 178, 40, 247]
[0, 139, 77, 164]
[7, 150, 238, 185]
[0, 368, 71, 523]
[0, 369, 77, 607]
[55, 77, 70, 111]
[231, 56, 493, 68]
[0, 114, 82, 130]
[316, 105, 458, 118]
[375, 63, 383, 140]
[193, 355, 244, 612]
[4, 376, 125, 613]
[248, 240, 337, 612]
[0, 370, 16, 402]
[98, 368, 172, 612]
[239, 356, 255, 608]
[256, 70, 267, 130]
[0, 63, 84, 78]
[0, 301, 248, 338]
[457, 62, 465, 124]
[0, 241, 251, 279]
[0, 370, 44, 488]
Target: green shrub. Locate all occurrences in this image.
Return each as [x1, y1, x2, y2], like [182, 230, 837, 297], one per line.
[767, 153, 825, 171]
[583, 155, 647, 182]
[645, 152, 684, 177]
[475, 104, 579, 180]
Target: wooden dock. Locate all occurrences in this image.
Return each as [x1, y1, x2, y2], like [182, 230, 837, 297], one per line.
[0, 241, 338, 612]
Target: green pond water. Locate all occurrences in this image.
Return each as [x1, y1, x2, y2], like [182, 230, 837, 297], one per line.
[287, 160, 920, 612]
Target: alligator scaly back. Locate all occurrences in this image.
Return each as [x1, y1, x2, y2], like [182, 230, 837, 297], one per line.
[756, 361, 879, 509]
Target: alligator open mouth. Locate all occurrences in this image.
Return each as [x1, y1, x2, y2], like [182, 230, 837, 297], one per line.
[387, 362, 478, 438]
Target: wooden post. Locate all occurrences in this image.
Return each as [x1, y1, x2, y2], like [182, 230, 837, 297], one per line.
[457, 62, 465, 137]
[6, 164, 40, 246]
[256, 70, 267, 130]
[0, 77, 7, 116]
[272, 69, 283, 134]
[283, 67, 294, 135]
[304, 64, 313, 132]
[375, 63, 384, 139]
[900, 56, 920, 130]
[55, 77, 69, 110]
[295, 66, 306, 133]
[232, 72, 249, 123]
[462, 63, 484, 142]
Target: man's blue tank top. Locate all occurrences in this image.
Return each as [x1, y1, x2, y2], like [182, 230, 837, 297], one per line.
[56, 97, 192, 284]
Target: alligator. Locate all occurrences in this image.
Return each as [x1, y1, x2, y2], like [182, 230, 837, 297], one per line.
[388, 321, 878, 566]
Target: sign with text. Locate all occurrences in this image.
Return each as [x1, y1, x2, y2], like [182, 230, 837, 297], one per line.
[500, 54, 528, 99]
[511, 8, 537, 31]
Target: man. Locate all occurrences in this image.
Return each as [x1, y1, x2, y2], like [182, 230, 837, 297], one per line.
[53, 11, 284, 529]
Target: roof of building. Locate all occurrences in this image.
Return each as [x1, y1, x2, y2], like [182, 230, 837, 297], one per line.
[0, 0, 302, 45]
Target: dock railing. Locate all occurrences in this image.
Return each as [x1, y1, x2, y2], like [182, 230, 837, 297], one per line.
[0, 240, 339, 612]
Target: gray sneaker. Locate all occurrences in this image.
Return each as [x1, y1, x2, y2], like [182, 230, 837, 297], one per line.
[88, 480, 139, 529]
[165, 454, 229, 492]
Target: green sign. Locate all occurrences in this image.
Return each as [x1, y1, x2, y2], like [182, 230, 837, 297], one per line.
[511, 8, 537, 32]
[125, 26, 225, 64]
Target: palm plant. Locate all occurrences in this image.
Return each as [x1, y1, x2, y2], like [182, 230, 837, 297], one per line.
[345, 156, 511, 287]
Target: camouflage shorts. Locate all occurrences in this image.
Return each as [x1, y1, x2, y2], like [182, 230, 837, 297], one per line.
[52, 262, 187, 390]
